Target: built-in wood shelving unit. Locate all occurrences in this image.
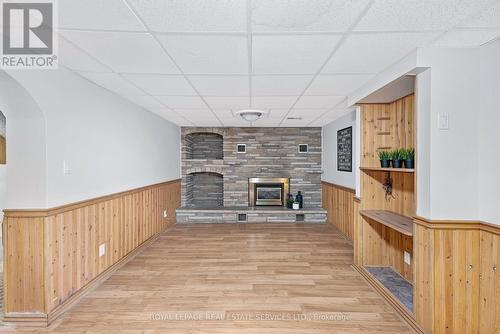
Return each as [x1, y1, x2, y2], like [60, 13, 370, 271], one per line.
[359, 210, 413, 236]
[360, 167, 415, 173]
[354, 92, 423, 333]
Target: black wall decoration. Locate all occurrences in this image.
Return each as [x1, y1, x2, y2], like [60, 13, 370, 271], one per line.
[337, 126, 352, 172]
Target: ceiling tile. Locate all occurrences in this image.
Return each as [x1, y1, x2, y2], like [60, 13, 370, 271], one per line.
[158, 35, 248, 74]
[78, 72, 145, 95]
[251, 0, 370, 32]
[251, 96, 298, 109]
[305, 74, 373, 96]
[128, 0, 247, 32]
[266, 109, 290, 119]
[323, 32, 439, 73]
[282, 110, 319, 124]
[462, 2, 500, 28]
[188, 76, 249, 96]
[149, 108, 193, 126]
[252, 75, 312, 96]
[59, 0, 145, 31]
[433, 29, 500, 47]
[123, 95, 166, 109]
[309, 109, 348, 126]
[58, 36, 111, 73]
[294, 95, 345, 109]
[204, 96, 250, 110]
[60, 31, 180, 74]
[155, 95, 208, 109]
[172, 109, 221, 125]
[175, 109, 217, 117]
[355, 0, 490, 32]
[212, 111, 251, 126]
[123, 74, 196, 95]
[252, 35, 342, 74]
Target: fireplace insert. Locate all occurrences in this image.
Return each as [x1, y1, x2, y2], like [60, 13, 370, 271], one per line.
[248, 177, 290, 207]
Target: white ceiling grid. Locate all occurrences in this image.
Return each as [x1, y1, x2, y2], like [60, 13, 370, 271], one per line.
[57, 0, 500, 127]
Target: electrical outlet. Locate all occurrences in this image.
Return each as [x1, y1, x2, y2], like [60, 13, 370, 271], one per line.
[404, 251, 411, 265]
[163, 210, 168, 218]
[99, 243, 106, 257]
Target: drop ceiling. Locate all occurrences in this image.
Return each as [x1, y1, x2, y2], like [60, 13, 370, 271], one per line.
[58, 0, 500, 127]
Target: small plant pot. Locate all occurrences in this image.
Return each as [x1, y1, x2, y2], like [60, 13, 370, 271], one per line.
[404, 159, 414, 169]
[380, 159, 391, 168]
[392, 159, 402, 168]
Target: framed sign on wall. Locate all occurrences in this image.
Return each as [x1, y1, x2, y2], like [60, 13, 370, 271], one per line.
[337, 126, 352, 172]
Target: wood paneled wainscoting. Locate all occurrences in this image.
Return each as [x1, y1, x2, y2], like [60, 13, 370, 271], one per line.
[413, 218, 500, 334]
[321, 181, 355, 241]
[2, 179, 181, 326]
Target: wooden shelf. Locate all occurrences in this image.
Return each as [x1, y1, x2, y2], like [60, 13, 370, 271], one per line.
[360, 166, 415, 173]
[360, 210, 413, 236]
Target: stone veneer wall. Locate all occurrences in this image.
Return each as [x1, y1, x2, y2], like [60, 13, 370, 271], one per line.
[181, 127, 322, 208]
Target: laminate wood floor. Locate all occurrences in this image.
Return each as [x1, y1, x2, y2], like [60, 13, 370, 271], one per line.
[0, 223, 412, 333]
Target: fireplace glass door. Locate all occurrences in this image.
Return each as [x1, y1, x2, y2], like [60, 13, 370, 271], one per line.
[255, 184, 283, 206]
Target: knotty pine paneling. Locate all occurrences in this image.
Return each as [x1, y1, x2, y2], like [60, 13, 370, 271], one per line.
[3, 179, 181, 322]
[321, 181, 355, 241]
[361, 170, 415, 218]
[480, 229, 500, 334]
[360, 94, 415, 168]
[3, 216, 45, 313]
[362, 217, 413, 282]
[413, 219, 500, 334]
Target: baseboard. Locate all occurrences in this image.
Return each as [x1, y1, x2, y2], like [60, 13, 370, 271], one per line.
[3, 229, 164, 327]
[352, 264, 427, 334]
[2, 312, 47, 327]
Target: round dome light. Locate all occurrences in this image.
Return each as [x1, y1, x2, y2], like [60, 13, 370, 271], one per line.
[235, 109, 268, 122]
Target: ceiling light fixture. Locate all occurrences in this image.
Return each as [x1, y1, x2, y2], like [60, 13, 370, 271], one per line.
[235, 109, 268, 122]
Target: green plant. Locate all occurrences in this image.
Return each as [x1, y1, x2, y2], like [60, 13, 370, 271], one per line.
[378, 150, 391, 160]
[399, 149, 409, 160]
[407, 148, 415, 160]
[391, 149, 402, 160]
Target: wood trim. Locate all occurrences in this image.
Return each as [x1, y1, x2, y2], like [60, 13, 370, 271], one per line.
[3, 179, 181, 217]
[414, 216, 500, 235]
[353, 264, 426, 334]
[354, 196, 361, 203]
[321, 181, 355, 194]
[2, 312, 48, 327]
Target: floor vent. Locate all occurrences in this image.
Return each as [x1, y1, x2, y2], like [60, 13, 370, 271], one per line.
[237, 213, 247, 222]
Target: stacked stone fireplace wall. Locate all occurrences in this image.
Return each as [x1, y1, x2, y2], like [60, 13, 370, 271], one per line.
[181, 127, 322, 208]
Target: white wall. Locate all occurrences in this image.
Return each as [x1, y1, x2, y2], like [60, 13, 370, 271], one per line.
[479, 39, 500, 225]
[417, 48, 480, 221]
[0, 71, 47, 209]
[415, 69, 432, 219]
[5, 68, 180, 208]
[322, 110, 357, 190]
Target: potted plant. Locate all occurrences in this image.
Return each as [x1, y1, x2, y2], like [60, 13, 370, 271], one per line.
[392, 149, 403, 168]
[378, 150, 391, 168]
[403, 148, 415, 169]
